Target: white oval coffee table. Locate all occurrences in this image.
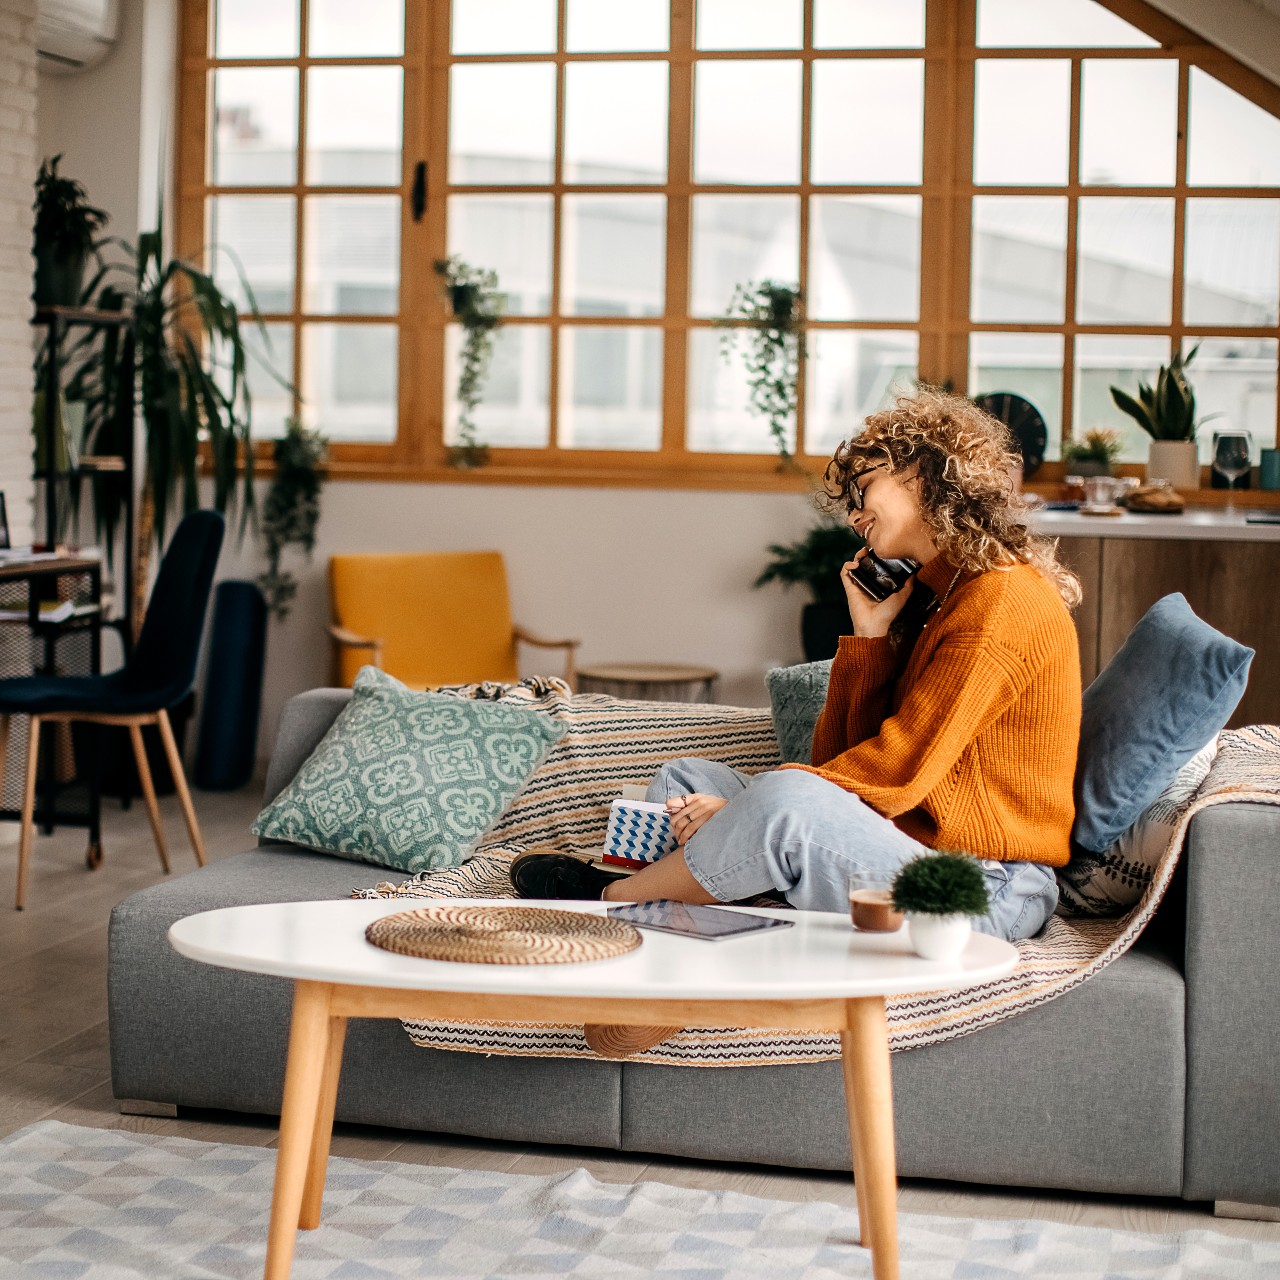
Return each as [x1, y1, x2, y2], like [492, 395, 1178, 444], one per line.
[170, 898, 1017, 1280]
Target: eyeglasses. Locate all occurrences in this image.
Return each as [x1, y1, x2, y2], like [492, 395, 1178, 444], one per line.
[847, 465, 881, 512]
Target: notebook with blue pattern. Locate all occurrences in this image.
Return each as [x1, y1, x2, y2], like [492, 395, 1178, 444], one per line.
[602, 799, 678, 868]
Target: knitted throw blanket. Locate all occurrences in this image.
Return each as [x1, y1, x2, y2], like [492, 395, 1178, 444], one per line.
[355, 686, 1280, 1066]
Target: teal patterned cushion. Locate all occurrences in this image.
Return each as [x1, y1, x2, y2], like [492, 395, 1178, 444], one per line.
[765, 659, 833, 765]
[252, 666, 565, 874]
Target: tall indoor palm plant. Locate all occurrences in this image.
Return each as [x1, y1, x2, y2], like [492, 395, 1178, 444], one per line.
[83, 215, 271, 628]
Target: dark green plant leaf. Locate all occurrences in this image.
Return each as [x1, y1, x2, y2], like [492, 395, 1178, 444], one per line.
[891, 852, 991, 916]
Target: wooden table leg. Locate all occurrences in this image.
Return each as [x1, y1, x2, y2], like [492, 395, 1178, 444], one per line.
[839, 1028, 872, 1246]
[299, 1015, 348, 1231]
[841, 996, 899, 1280]
[264, 981, 333, 1280]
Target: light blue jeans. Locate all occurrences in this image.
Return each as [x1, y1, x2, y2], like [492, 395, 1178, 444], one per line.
[646, 759, 1059, 943]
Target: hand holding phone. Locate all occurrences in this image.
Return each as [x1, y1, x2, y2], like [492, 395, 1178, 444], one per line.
[840, 548, 920, 639]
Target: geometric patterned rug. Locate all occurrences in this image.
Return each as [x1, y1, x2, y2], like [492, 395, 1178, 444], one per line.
[2, 1122, 1277, 1278]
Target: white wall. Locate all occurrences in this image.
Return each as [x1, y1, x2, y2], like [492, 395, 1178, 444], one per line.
[208, 478, 822, 761]
[36, 0, 176, 242]
[0, 0, 37, 548]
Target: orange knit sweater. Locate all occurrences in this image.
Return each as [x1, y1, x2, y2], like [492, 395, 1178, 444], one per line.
[785, 556, 1081, 867]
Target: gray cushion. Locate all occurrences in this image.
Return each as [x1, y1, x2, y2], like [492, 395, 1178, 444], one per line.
[765, 659, 832, 764]
[1072, 593, 1252, 854]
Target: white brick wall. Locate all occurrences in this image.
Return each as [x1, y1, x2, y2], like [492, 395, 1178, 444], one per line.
[0, 0, 36, 547]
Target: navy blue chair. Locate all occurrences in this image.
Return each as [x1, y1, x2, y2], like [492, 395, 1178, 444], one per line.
[0, 510, 224, 908]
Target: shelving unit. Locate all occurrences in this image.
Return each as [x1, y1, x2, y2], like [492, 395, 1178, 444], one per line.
[32, 305, 136, 644]
[13, 309, 138, 845]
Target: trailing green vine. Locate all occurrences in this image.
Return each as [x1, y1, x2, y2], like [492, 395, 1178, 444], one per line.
[434, 255, 504, 468]
[718, 279, 804, 469]
[257, 418, 327, 621]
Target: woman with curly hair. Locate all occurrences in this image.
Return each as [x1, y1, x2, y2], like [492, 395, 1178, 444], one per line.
[514, 388, 1082, 979]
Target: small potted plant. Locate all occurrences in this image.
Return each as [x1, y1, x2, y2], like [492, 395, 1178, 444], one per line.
[719, 278, 804, 470]
[434, 255, 503, 468]
[891, 852, 991, 962]
[32, 155, 108, 309]
[1062, 427, 1123, 478]
[1109, 346, 1207, 490]
[755, 518, 864, 661]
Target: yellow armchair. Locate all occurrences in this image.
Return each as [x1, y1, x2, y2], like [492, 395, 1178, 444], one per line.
[328, 551, 579, 690]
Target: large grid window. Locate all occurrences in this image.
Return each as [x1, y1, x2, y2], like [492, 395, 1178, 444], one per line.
[178, 0, 1280, 486]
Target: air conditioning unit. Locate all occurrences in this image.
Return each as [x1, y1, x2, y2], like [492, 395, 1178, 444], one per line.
[37, 0, 119, 75]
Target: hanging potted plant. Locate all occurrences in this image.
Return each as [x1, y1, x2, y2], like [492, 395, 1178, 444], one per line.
[719, 278, 804, 469]
[892, 852, 992, 962]
[434, 255, 503, 469]
[257, 417, 327, 621]
[755, 518, 864, 661]
[1061, 427, 1123, 478]
[32, 155, 108, 309]
[1109, 346, 1207, 490]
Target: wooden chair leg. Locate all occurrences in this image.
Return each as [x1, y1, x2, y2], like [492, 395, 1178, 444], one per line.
[129, 722, 171, 876]
[156, 707, 206, 867]
[16, 716, 40, 911]
[0, 715, 10, 797]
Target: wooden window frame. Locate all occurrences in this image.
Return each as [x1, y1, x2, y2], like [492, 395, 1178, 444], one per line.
[178, 0, 1280, 496]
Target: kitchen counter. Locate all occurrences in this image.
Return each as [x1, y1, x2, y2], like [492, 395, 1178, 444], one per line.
[1029, 507, 1280, 542]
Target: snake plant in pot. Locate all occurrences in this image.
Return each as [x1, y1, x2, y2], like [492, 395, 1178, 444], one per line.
[1109, 346, 1204, 489]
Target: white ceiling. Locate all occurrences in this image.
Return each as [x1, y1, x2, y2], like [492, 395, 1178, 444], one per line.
[1146, 0, 1280, 87]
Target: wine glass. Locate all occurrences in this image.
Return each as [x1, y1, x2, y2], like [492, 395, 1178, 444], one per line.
[1213, 430, 1253, 513]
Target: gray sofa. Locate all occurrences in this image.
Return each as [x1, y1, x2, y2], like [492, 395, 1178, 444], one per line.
[108, 688, 1280, 1211]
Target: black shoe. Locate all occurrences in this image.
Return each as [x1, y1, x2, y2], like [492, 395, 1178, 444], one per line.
[510, 851, 626, 901]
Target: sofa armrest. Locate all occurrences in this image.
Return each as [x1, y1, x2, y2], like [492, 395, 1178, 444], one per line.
[261, 687, 353, 808]
[1182, 801, 1280, 1206]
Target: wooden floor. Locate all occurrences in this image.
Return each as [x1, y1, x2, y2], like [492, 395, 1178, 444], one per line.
[2, 783, 1278, 1246]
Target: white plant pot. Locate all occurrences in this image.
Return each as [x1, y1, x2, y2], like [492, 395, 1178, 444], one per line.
[907, 913, 972, 962]
[1147, 440, 1199, 489]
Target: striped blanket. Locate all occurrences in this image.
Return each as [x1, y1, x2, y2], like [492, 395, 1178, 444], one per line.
[356, 680, 1280, 1067]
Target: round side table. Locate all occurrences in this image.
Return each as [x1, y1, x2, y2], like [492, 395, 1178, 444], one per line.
[576, 661, 719, 703]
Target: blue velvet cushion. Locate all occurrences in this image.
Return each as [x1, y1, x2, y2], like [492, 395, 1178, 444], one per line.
[1072, 593, 1253, 854]
[765, 659, 832, 765]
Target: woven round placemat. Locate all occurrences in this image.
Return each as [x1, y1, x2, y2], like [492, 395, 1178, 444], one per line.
[365, 905, 642, 965]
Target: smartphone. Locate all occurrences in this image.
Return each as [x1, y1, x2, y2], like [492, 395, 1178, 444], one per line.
[847, 549, 921, 602]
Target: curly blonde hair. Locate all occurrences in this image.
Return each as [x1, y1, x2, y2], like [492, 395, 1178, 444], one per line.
[822, 387, 1082, 609]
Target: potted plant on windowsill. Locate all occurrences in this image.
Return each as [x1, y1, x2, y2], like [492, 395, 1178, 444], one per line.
[1109, 346, 1207, 489]
[892, 852, 992, 962]
[1062, 427, 1123, 478]
[32, 155, 107, 309]
[755, 518, 864, 661]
